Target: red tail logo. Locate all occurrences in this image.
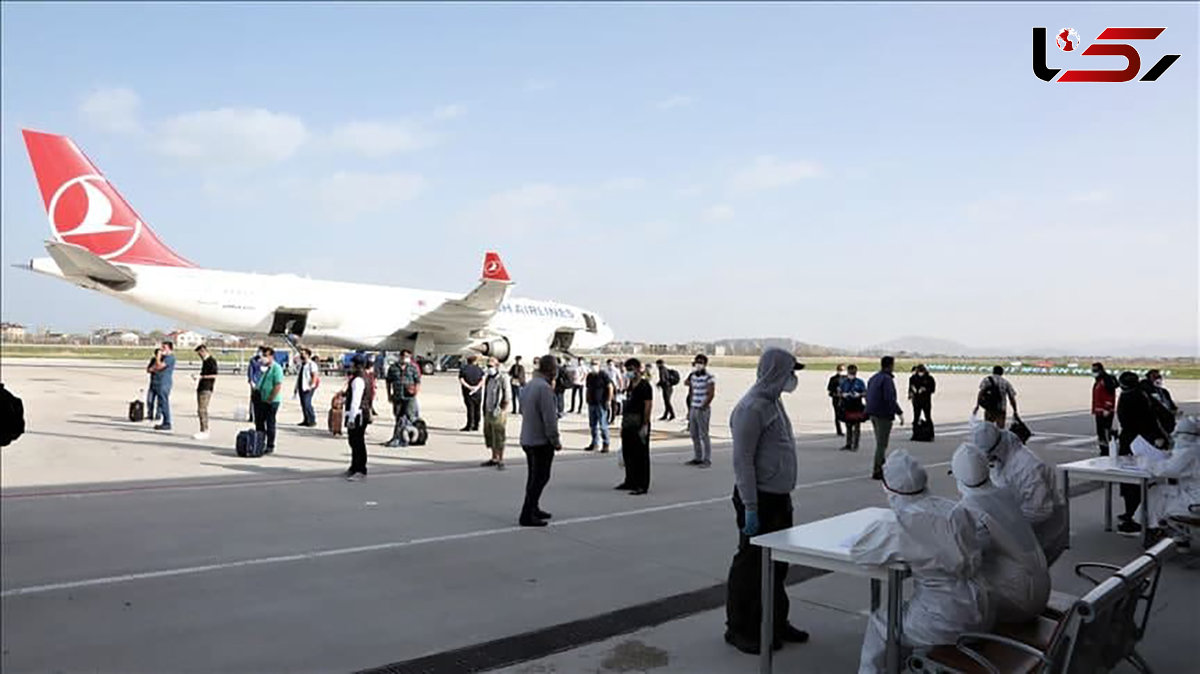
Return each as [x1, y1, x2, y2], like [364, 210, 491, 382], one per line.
[22, 130, 194, 267]
[482, 251, 510, 282]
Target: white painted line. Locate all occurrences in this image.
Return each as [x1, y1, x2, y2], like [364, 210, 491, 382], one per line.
[0, 472, 882, 598]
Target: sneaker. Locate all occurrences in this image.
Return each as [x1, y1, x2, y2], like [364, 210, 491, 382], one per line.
[685, 459, 702, 466]
[496, 462, 506, 471]
[629, 489, 648, 496]
[600, 446, 610, 453]
[781, 624, 810, 643]
[192, 432, 210, 440]
[154, 424, 172, 432]
[535, 510, 553, 520]
[480, 459, 497, 467]
[699, 461, 712, 469]
[346, 472, 366, 482]
[519, 517, 548, 527]
[584, 445, 596, 452]
[384, 440, 403, 448]
[1117, 521, 1142, 536]
[871, 472, 883, 481]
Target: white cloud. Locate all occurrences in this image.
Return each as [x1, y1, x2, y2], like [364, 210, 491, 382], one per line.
[676, 185, 703, 198]
[80, 87, 142, 134]
[329, 120, 436, 158]
[1069, 190, 1110, 203]
[705, 204, 735, 221]
[157, 108, 308, 165]
[601, 177, 647, 192]
[523, 78, 555, 92]
[467, 183, 577, 233]
[730, 155, 821, 192]
[655, 95, 694, 110]
[433, 104, 467, 120]
[317, 171, 427, 223]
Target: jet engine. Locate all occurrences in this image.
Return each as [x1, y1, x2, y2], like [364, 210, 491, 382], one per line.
[471, 336, 511, 362]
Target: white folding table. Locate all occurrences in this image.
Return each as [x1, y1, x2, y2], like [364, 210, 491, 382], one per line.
[1059, 455, 1158, 548]
[752, 507, 909, 674]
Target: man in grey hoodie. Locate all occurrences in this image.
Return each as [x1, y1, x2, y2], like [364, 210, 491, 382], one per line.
[724, 347, 810, 655]
[517, 355, 562, 527]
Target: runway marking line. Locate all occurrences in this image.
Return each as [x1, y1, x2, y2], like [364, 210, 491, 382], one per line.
[0, 473, 875, 598]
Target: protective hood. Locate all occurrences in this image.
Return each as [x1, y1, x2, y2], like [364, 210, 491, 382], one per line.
[749, 347, 800, 400]
[883, 448, 928, 495]
[952, 444, 991, 491]
[972, 419, 1003, 454]
[1175, 415, 1200, 438]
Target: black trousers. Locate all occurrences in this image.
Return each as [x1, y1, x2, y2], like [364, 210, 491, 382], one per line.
[912, 397, 932, 425]
[621, 424, 651, 491]
[830, 399, 843, 434]
[253, 400, 278, 449]
[660, 385, 675, 420]
[520, 444, 555, 521]
[348, 423, 368, 474]
[1116, 430, 1144, 517]
[726, 488, 793, 639]
[462, 389, 482, 430]
[570, 385, 584, 413]
[1094, 413, 1114, 449]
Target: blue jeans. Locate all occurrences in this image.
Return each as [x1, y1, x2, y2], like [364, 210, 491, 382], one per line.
[299, 389, 316, 425]
[147, 387, 160, 420]
[588, 404, 610, 449]
[157, 387, 173, 427]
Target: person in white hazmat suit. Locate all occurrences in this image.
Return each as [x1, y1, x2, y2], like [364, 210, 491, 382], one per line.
[952, 443, 1051, 623]
[972, 418, 1069, 565]
[1140, 415, 1200, 533]
[851, 449, 992, 674]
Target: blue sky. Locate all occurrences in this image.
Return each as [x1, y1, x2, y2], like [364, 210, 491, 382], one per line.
[1, 2, 1196, 354]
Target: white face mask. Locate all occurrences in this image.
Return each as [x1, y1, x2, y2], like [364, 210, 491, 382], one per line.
[783, 373, 798, 393]
[694, 364, 705, 373]
[487, 367, 497, 376]
[626, 371, 637, 380]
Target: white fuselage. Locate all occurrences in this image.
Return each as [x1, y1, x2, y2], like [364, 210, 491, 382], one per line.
[29, 258, 614, 361]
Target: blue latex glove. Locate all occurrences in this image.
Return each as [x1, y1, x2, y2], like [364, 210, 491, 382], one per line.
[743, 510, 760, 537]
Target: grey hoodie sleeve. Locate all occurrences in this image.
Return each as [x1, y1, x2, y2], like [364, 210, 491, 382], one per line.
[539, 382, 561, 447]
[732, 404, 765, 511]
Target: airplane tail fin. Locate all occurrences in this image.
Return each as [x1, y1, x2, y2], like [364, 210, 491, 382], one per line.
[482, 251, 511, 283]
[21, 129, 194, 267]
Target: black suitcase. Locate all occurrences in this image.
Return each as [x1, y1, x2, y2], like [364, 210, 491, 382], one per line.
[236, 429, 267, 457]
[911, 418, 934, 442]
[128, 399, 145, 422]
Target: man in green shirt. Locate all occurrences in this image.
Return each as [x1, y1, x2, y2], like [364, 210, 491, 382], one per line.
[254, 346, 284, 453]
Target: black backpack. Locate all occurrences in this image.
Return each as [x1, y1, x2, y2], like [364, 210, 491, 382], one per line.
[0, 384, 26, 447]
[666, 369, 681, 386]
[978, 376, 1004, 413]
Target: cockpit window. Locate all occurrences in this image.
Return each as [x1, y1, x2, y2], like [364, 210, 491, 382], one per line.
[583, 313, 598, 333]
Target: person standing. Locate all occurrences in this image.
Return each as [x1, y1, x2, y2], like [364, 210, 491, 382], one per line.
[246, 347, 265, 423]
[865, 356, 904, 480]
[146, 348, 163, 423]
[827, 364, 846, 437]
[295, 348, 319, 427]
[607, 359, 624, 420]
[508, 356, 527, 415]
[554, 358, 571, 418]
[1115, 371, 1171, 535]
[570, 357, 587, 414]
[481, 357, 510, 470]
[458, 355, 484, 432]
[584, 361, 614, 452]
[724, 348, 808, 655]
[152, 341, 177, 432]
[908, 364, 936, 425]
[192, 344, 218, 440]
[1142, 369, 1179, 437]
[385, 350, 421, 447]
[344, 356, 370, 481]
[1091, 362, 1118, 451]
[254, 347, 284, 454]
[685, 354, 716, 468]
[518, 355, 562, 527]
[974, 366, 1019, 428]
[839, 365, 868, 451]
[656, 359, 676, 421]
[617, 359, 654, 495]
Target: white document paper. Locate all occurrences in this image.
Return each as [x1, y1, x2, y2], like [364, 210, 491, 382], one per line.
[1131, 436, 1168, 463]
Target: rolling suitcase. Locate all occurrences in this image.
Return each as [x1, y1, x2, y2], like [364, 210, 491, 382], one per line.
[236, 429, 267, 458]
[911, 418, 934, 442]
[128, 399, 145, 422]
[328, 392, 345, 436]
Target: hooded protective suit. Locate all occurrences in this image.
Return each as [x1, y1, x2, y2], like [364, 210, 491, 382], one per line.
[952, 444, 1051, 623]
[1141, 416, 1200, 526]
[851, 450, 992, 674]
[972, 418, 1068, 565]
[730, 347, 799, 511]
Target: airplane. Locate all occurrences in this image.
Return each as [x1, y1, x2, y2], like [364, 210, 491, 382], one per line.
[15, 129, 615, 366]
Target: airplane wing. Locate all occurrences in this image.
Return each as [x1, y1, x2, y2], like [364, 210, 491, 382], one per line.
[402, 252, 513, 343]
[44, 241, 137, 290]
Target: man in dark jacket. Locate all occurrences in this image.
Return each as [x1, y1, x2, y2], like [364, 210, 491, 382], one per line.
[866, 356, 904, 480]
[1091, 362, 1118, 451]
[1141, 369, 1178, 436]
[1115, 371, 1170, 535]
[459, 355, 485, 432]
[907, 364, 936, 426]
[826, 365, 846, 436]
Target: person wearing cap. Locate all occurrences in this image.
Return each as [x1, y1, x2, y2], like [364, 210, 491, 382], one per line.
[850, 449, 991, 674]
[723, 348, 808, 655]
[1115, 370, 1171, 535]
[952, 444, 1050, 623]
[865, 356, 905, 480]
[972, 419, 1068, 562]
[1140, 416, 1200, 536]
